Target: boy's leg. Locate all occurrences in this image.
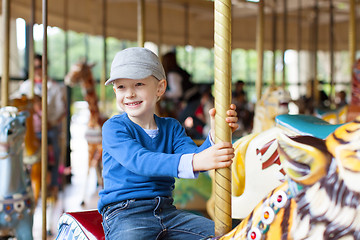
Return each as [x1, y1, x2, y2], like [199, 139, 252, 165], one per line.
[102, 199, 163, 240]
[158, 197, 215, 240]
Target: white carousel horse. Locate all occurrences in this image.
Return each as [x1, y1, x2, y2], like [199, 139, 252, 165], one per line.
[212, 116, 360, 240]
[0, 106, 34, 240]
[229, 114, 342, 220]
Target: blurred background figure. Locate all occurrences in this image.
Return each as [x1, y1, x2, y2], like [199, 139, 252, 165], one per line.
[179, 84, 214, 139]
[232, 80, 253, 138]
[160, 51, 198, 118]
[17, 54, 67, 196]
[335, 90, 347, 108]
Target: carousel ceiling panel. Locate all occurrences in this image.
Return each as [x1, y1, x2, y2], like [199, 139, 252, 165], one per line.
[1, 0, 359, 51]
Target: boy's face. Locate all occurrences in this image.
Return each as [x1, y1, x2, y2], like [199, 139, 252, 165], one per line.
[113, 76, 166, 121]
[34, 58, 42, 80]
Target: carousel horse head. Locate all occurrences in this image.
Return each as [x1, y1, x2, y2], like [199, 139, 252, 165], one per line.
[10, 95, 41, 164]
[314, 104, 348, 124]
[0, 106, 34, 240]
[64, 60, 96, 87]
[215, 116, 360, 240]
[252, 86, 291, 133]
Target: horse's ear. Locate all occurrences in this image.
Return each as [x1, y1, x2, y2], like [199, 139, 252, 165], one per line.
[79, 57, 87, 64]
[89, 62, 96, 69]
[277, 134, 331, 186]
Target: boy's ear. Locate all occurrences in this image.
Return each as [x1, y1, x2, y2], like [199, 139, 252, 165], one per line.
[157, 79, 167, 96]
[113, 86, 116, 94]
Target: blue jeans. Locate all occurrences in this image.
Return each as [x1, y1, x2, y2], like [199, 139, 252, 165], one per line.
[101, 196, 214, 240]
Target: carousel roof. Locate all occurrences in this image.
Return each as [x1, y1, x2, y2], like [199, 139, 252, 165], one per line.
[1, 0, 359, 51]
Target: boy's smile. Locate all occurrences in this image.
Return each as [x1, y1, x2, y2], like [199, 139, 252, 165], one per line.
[113, 76, 166, 128]
[124, 101, 143, 107]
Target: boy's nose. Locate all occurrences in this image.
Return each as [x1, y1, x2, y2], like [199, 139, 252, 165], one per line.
[126, 90, 135, 98]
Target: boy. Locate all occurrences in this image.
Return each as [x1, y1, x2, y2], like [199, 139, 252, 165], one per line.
[99, 47, 238, 239]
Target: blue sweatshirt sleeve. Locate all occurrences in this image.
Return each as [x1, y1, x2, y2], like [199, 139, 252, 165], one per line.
[177, 132, 214, 178]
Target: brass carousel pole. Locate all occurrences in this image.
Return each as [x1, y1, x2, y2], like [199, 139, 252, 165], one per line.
[41, 0, 48, 239]
[157, 0, 162, 55]
[282, 0, 287, 88]
[138, 0, 145, 47]
[349, 0, 356, 65]
[29, 0, 36, 99]
[297, 0, 302, 89]
[271, 0, 277, 87]
[101, 0, 107, 112]
[313, 0, 319, 107]
[214, 0, 232, 235]
[61, 0, 70, 211]
[329, 0, 335, 107]
[256, 0, 264, 102]
[347, 0, 358, 122]
[1, 0, 10, 107]
[184, 3, 190, 70]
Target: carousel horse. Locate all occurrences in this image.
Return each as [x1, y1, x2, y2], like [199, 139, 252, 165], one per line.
[65, 60, 107, 206]
[207, 114, 342, 220]
[314, 104, 348, 124]
[0, 106, 34, 240]
[252, 86, 291, 133]
[211, 116, 360, 240]
[10, 96, 42, 205]
[315, 59, 360, 124]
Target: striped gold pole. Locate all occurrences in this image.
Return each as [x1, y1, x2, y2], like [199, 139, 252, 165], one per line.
[1, 0, 10, 107]
[41, 0, 48, 239]
[256, 0, 264, 101]
[271, 0, 277, 87]
[101, 0, 107, 112]
[29, 0, 35, 99]
[214, 0, 232, 236]
[297, 0, 302, 88]
[313, 0, 319, 107]
[138, 0, 145, 47]
[157, 0, 162, 55]
[282, 0, 288, 88]
[329, 0, 335, 106]
[349, 0, 356, 65]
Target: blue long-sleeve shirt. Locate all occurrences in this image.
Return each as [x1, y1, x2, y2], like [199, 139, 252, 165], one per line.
[98, 113, 212, 212]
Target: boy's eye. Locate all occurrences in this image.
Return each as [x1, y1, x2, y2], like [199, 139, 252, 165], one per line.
[117, 85, 124, 89]
[135, 82, 144, 87]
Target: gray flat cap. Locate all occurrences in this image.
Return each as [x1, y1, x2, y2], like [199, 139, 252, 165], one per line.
[105, 47, 166, 85]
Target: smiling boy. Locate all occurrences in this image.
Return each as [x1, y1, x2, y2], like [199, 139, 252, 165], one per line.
[99, 47, 238, 239]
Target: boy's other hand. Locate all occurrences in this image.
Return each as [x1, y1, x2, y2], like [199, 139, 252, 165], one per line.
[192, 142, 234, 171]
[209, 104, 239, 141]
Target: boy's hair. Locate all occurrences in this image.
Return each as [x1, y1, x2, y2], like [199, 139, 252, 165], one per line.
[34, 53, 49, 65]
[105, 47, 166, 85]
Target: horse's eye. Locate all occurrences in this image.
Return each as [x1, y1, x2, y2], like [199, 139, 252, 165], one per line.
[8, 129, 13, 135]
